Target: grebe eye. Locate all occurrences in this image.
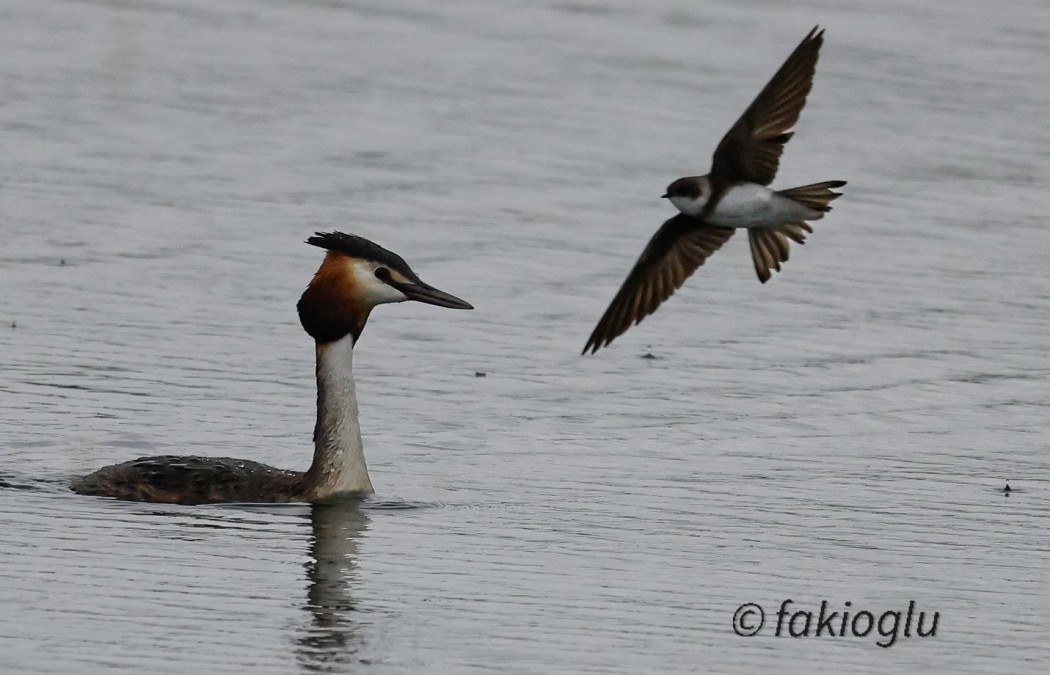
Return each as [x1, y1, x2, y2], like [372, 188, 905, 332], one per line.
[374, 267, 391, 281]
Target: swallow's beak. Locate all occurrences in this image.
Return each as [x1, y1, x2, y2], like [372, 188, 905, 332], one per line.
[661, 193, 670, 199]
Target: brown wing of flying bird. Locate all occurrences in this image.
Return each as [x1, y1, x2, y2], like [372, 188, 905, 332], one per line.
[583, 215, 735, 354]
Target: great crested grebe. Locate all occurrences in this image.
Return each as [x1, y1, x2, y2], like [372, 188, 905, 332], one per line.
[583, 27, 845, 355]
[71, 232, 472, 504]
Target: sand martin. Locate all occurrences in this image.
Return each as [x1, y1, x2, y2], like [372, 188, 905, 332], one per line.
[583, 26, 846, 355]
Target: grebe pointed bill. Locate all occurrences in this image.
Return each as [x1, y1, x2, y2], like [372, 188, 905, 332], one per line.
[71, 232, 472, 505]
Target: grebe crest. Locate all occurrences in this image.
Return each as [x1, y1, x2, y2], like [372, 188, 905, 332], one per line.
[298, 232, 471, 343]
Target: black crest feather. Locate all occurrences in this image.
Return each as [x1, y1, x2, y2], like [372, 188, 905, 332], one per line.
[306, 232, 419, 281]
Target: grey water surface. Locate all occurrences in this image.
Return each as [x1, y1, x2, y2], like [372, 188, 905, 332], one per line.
[2, 0, 1049, 673]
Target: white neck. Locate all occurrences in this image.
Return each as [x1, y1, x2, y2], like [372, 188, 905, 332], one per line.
[304, 334, 374, 498]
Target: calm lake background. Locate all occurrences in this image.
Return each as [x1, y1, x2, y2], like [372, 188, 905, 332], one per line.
[2, 0, 1049, 673]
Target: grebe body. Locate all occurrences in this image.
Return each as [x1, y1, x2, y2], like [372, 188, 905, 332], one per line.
[71, 232, 472, 505]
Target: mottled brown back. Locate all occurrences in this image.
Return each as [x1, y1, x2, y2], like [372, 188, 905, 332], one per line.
[71, 456, 307, 505]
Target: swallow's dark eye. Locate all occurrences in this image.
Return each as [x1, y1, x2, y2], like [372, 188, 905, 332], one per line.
[374, 267, 391, 281]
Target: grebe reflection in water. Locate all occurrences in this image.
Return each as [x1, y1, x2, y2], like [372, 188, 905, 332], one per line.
[71, 232, 472, 505]
[297, 504, 369, 670]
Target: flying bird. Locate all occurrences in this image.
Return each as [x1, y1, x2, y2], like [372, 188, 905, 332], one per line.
[583, 26, 845, 355]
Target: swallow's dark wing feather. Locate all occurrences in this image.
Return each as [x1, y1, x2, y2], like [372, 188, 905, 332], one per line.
[711, 27, 824, 186]
[583, 215, 735, 354]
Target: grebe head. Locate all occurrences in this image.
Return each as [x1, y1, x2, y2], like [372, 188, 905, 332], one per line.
[297, 231, 473, 343]
[662, 176, 710, 217]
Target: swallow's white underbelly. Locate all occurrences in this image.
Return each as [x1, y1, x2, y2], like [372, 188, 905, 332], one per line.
[708, 183, 815, 229]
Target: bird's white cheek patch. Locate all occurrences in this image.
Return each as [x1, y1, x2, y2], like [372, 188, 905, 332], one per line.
[348, 261, 408, 305]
